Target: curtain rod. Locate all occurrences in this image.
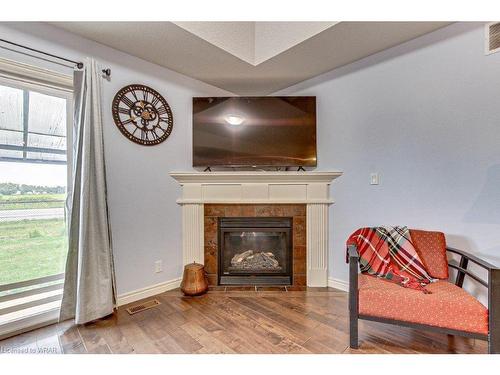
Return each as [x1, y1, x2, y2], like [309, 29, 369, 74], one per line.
[0, 38, 111, 77]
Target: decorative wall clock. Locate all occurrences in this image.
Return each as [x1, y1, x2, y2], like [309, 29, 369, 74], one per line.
[111, 84, 173, 146]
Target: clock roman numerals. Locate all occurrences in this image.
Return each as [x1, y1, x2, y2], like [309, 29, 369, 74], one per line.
[158, 115, 171, 123]
[157, 106, 170, 116]
[130, 90, 139, 101]
[151, 96, 160, 107]
[118, 107, 130, 115]
[121, 95, 134, 108]
[121, 118, 133, 126]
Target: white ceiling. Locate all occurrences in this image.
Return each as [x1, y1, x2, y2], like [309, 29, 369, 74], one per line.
[52, 21, 451, 95]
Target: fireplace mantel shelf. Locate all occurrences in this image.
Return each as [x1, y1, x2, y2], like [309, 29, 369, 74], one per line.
[170, 171, 342, 205]
[170, 171, 342, 185]
[170, 170, 342, 287]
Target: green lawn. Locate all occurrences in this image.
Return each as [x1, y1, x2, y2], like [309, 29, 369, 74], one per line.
[0, 194, 65, 210]
[0, 219, 67, 286]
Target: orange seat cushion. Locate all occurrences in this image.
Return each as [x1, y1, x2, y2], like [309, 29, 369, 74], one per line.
[358, 274, 488, 335]
[410, 229, 449, 279]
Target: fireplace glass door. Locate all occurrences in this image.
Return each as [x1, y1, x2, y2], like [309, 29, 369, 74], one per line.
[218, 217, 292, 285]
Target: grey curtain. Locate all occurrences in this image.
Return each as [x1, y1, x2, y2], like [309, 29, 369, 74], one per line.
[60, 58, 116, 324]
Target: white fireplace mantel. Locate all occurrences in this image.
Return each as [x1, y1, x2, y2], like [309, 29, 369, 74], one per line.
[170, 171, 342, 287]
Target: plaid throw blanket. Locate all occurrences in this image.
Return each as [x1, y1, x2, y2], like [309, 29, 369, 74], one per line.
[347, 226, 436, 293]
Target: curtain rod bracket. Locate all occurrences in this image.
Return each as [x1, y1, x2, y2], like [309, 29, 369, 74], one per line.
[102, 68, 111, 77]
[77, 62, 84, 69]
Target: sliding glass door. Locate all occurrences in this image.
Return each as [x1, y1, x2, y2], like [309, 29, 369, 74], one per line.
[0, 73, 71, 338]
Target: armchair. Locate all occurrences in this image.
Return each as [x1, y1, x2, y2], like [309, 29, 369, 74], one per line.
[347, 229, 500, 354]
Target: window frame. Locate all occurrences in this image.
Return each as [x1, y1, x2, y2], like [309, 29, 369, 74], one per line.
[0, 58, 73, 339]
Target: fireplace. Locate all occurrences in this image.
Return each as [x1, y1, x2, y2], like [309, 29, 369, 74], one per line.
[218, 217, 293, 285]
[172, 172, 342, 287]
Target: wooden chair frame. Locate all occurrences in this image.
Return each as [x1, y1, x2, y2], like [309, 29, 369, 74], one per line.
[347, 244, 500, 354]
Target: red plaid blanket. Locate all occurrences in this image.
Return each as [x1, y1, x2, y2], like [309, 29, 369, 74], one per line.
[347, 226, 436, 293]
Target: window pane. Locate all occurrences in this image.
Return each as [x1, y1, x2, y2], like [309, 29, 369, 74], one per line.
[0, 162, 67, 286]
[0, 85, 23, 132]
[28, 91, 66, 137]
[27, 133, 66, 152]
[26, 152, 66, 162]
[0, 129, 23, 146]
[0, 84, 69, 291]
[0, 149, 22, 159]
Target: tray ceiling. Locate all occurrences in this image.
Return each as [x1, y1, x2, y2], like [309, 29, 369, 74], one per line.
[51, 21, 451, 95]
[173, 22, 338, 66]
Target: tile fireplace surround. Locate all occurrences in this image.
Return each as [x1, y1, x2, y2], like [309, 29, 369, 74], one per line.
[205, 204, 305, 286]
[170, 171, 342, 287]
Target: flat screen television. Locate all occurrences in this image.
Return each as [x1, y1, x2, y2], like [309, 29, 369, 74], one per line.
[192, 96, 317, 167]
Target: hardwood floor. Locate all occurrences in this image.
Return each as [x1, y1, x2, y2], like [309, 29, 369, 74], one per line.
[0, 287, 488, 354]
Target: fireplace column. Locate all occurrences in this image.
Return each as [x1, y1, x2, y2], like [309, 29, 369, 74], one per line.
[181, 203, 204, 265]
[306, 203, 329, 286]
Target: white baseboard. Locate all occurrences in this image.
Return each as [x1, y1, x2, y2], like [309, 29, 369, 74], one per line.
[327, 277, 349, 292]
[116, 277, 182, 307]
[116, 276, 346, 306]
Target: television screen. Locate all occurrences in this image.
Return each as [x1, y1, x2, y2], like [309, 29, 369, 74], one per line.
[192, 96, 316, 167]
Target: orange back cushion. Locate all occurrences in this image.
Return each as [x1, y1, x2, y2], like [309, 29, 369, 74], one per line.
[409, 229, 449, 279]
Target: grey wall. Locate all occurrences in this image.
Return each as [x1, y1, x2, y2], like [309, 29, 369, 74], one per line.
[276, 22, 500, 300]
[0, 22, 231, 295]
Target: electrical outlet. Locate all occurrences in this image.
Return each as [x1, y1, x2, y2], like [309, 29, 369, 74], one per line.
[154, 260, 163, 273]
[370, 173, 379, 185]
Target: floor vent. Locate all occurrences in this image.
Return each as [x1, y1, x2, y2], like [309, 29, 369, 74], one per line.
[486, 22, 500, 54]
[125, 299, 161, 315]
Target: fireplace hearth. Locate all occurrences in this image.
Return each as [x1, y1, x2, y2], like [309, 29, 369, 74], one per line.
[218, 217, 293, 285]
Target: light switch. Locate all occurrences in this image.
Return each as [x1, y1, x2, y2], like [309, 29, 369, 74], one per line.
[154, 260, 163, 273]
[370, 173, 379, 185]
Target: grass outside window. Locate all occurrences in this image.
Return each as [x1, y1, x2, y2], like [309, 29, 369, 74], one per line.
[0, 218, 67, 288]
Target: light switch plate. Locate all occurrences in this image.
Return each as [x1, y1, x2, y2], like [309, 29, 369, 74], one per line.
[154, 260, 163, 273]
[370, 173, 379, 185]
